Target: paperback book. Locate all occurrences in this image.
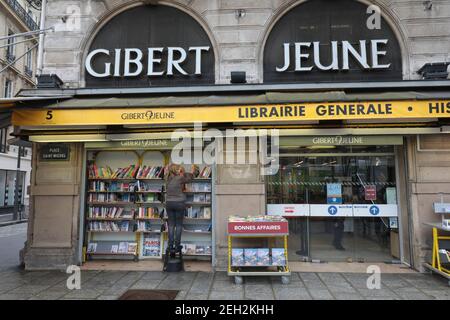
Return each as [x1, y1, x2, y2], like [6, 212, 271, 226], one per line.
[244, 248, 258, 266]
[271, 248, 286, 266]
[257, 248, 270, 266]
[232, 248, 244, 266]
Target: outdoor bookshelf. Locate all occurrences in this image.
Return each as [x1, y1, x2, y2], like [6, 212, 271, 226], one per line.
[84, 156, 213, 262]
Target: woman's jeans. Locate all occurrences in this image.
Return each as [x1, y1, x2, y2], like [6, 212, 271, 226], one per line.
[166, 202, 185, 251]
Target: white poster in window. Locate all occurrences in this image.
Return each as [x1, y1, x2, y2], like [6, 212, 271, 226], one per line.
[310, 204, 353, 217]
[386, 187, 397, 204]
[353, 204, 398, 217]
[267, 204, 309, 217]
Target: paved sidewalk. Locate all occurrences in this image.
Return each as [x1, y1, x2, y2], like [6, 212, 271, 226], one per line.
[0, 269, 449, 300]
[0, 223, 27, 271]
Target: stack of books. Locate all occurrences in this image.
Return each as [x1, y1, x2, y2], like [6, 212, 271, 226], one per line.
[185, 182, 211, 192]
[136, 166, 164, 179]
[89, 181, 135, 192]
[228, 215, 287, 222]
[137, 207, 160, 219]
[185, 207, 211, 219]
[88, 164, 114, 179]
[88, 193, 133, 203]
[136, 221, 160, 233]
[88, 221, 131, 232]
[181, 243, 212, 255]
[196, 166, 212, 178]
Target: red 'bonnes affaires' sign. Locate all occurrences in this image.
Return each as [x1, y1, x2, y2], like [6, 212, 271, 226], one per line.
[228, 221, 289, 235]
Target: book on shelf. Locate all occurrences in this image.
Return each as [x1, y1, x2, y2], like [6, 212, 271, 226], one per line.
[195, 245, 206, 255]
[185, 182, 211, 192]
[185, 207, 211, 219]
[183, 243, 196, 255]
[136, 166, 164, 179]
[244, 248, 258, 266]
[137, 207, 160, 219]
[127, 242, 138, 254]
[137, 193, 159, 203]
[137, 221, 161, 233]
[228, 215, 287, 222]
[88, 164, 114, 179]
[87, 243, 97, 253]
[232, 248, 244, 266]
[256, 248, 270, 266]
[88, 207, 128, 219]
[89, 164, 164, 180]
[136, 180, 163, 192]
[183, 224, 211, 233]
[88, 192, 134, 203]
[196, 166, 212, 179]
[111, 245, 119, 254]
[187, 193, 211, 204]
[88, 221, 132, 232]
[180, 243, 211, 255]
[271, 248, 286, 266]
[143, 234, 161, 257]
[118, 242, 128, 254]
[89, 181, 136, 192]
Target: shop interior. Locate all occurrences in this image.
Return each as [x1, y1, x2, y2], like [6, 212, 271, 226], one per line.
[266, 144, 400, 263]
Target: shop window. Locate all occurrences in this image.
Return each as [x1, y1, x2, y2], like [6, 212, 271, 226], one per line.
[267, 146, 396, 205]
[0, 171, 5, 206]
[0, 127, 8, 153]
[266, 145, 399, 263]
[1, 170, 25, 207]
[6, 29, 15, 62]
[4, 79, 13, 98]
[25, 47, 33, 77]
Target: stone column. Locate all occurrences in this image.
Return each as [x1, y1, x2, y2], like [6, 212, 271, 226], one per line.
[22, 143, 83, 270]
[405, 135, 450, 271]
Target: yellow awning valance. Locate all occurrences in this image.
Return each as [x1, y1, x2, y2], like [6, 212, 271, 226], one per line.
[12, 100, 450, 126]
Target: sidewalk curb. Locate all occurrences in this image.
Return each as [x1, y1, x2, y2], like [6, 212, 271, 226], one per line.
[0, 219, 28, 228]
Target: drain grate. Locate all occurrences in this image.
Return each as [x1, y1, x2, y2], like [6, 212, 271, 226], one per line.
[118, 289, 179, 300]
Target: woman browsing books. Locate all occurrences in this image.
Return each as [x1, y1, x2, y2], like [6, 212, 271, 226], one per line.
[164, 164, 200, 257]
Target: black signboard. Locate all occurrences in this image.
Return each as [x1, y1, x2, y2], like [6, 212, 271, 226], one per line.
[40, 144, 70, 161]
[263, 0, 403, 83]
[85, 5, 215, 88]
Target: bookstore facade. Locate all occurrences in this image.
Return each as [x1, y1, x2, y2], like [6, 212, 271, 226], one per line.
[11, 1, 450, 271]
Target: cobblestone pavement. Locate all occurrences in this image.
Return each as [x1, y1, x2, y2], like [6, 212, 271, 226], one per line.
[0, 268, 449, 300]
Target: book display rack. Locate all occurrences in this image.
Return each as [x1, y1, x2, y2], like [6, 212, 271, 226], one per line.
[84, 150, 213, 263]
[227, 215, 291, 284]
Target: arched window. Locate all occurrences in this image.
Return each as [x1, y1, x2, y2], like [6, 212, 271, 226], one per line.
[263, 0, 403, 83]
[85, 5, 215, 88]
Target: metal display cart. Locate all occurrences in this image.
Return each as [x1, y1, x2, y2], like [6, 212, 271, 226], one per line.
[227, 218, 291, 285]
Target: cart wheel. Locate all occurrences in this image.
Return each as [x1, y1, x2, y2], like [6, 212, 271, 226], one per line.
[281, 276, 290, 284]
[234, 276, 243, 285]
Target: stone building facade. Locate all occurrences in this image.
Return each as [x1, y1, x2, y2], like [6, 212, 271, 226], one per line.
[14, 0, 450, 272]
[0, 0, 39, 219]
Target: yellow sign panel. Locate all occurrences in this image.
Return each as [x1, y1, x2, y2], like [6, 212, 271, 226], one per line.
[12, 100, 450, 126]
